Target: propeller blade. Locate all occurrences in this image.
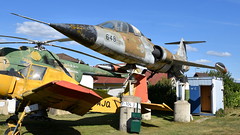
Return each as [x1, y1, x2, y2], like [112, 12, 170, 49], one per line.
[0, 35, 35, 42]
[45, 43, 118, 65]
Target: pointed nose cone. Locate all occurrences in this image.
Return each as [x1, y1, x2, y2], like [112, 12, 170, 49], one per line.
[50, 23, 97, 46]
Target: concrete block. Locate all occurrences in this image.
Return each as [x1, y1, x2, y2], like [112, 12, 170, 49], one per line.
[0, 100, 8, 115]
[174, 100, 191, 122]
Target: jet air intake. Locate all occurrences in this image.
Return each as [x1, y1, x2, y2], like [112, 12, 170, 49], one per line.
[148, 45, 174, 72]
[152, 45, 173, 63]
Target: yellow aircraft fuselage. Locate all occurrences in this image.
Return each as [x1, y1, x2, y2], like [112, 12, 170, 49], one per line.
[0, 63, 78, 100]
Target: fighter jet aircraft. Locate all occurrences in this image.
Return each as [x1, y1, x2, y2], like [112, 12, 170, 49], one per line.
[11, 13, 227, 80]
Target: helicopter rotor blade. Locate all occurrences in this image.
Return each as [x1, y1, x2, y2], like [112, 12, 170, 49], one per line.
[0, 42, 30, 44]
[44, 38, 72, 43]
[0, 34, 118, 65]
[0, 35, 35, 42]
[45, 43, 118, 65]
[0, 35, 72, 44]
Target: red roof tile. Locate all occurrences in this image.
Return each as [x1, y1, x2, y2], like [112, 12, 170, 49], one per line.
[94, 76, 126, 84]
[94, 71, 167, 85]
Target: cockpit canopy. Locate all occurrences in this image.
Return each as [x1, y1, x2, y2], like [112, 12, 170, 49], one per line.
[97, 20, 143, 36]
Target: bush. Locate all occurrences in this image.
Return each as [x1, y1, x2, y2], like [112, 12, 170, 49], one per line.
[148, 78, 176, 109]
[215, 108, 225, 117]
[224, 90, 240, 108]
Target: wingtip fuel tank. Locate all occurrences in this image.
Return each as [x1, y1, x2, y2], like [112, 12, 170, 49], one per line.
[215, 62, 227, 74]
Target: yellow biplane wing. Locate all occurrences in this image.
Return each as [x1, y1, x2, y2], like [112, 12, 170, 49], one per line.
[22, 81, 103, 116]
[22, 80, 172, 115]
[91, 97, 173, 113]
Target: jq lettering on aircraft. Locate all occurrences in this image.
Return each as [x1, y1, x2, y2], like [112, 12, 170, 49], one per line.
[96, 100, 111, 108]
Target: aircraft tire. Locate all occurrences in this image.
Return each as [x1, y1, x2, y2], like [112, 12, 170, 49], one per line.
[4, 127, 20, 135]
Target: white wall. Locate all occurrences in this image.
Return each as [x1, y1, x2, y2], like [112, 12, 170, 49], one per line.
[212, 79, 224, 114]
[80, 75, 94, 89]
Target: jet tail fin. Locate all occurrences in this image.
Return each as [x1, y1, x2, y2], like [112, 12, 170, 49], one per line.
[165, 38, 206, 61]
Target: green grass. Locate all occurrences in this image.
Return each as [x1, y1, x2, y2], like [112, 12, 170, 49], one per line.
[1, 109, 240, 135]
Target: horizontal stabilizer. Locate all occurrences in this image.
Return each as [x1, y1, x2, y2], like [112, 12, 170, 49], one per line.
[165, 41, 206, 45]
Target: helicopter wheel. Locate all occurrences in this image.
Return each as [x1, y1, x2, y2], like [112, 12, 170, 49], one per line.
[4, 127, 20, 135]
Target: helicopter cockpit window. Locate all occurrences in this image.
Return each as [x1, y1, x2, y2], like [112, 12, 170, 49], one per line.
[19, 66, 30, 78]
[28, 65, 47, 80]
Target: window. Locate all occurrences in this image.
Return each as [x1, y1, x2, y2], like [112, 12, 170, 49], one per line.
[121, 22, 128, 33]
[19, 66, 30, 78]
[28, 65, 47, 80]
[131, 24, 142, 36]
[98, 21, 144, 36]
[128, 24, 134, 33]
[98, 22, 115, 29]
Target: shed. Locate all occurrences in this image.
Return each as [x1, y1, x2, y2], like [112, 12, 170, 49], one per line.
[188, 77, 224, 115]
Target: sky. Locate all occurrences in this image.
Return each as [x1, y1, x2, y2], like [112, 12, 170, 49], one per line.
[0, 0, 239, 81]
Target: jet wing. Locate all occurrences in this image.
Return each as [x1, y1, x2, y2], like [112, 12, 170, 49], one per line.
[22, 81, 102, 116]
[141, 102, 173, 111]
[173, 59, 215, 69]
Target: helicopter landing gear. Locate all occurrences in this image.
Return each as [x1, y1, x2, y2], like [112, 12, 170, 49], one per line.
[4, 127, 20, 135]
[4, 101, 31, 135]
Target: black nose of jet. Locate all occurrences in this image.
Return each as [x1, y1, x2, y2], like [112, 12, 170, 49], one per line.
[50, 23, 97, 46]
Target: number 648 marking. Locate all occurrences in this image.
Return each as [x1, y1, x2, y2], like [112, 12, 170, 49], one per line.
[106, 34, 116, 42]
